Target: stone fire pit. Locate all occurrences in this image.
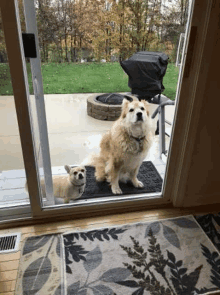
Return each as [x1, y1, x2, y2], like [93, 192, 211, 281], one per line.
[87, 93, 124, 121]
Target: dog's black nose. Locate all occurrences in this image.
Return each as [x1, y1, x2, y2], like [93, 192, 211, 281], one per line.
[79, 173, 84, 179]
[137, 112, 143, 121]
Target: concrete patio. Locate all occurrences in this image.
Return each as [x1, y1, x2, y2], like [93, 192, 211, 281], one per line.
[0, 93, 175, 207]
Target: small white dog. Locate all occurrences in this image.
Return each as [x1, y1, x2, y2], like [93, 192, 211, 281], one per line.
[25, 165, 86, 203]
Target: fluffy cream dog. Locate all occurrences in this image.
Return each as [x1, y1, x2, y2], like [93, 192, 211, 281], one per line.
[25, 165, 86, 203]
[91, 96, 153, 194]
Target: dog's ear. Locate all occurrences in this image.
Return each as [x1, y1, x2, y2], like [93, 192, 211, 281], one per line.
[121, 98, 130, 118]
[64, 165, 71, 174]
[141, 100, 150, 117]
[123, 95, 139, 102]
[122, 98, 130, 106]
[131, 95, 139, 101]
[123, 95, 133, 102]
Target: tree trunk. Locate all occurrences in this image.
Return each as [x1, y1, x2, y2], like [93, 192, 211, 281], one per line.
[65, 32, 68, 62]
[70, 32, 73, 62]
[119, 0, 125, 62]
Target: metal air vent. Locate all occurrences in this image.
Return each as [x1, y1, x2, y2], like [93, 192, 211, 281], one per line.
[0, 232, 21, 253]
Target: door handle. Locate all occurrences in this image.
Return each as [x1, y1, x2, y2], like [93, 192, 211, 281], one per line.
[22, 33, 37, 58]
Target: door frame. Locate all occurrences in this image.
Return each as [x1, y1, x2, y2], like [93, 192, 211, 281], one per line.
[0, 0, 214, 225]
[23, 0, 54, 207]
[0, 0, 42, 219]
[163, 0, 215, 207]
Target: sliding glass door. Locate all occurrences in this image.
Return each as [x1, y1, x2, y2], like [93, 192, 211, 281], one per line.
[0, 0, 54, 221]
[1, 0, 206, 223]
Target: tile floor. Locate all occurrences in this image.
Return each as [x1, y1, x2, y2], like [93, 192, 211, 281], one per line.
[0, 93, 175, 207]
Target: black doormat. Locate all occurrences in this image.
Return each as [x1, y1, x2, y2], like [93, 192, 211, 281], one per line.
[81, 161, 163, 199]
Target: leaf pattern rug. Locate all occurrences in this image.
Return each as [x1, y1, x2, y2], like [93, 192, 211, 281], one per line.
[194, 213, 220, 252]
[15, 215, 220, 295]
[15, 234, 65, 294]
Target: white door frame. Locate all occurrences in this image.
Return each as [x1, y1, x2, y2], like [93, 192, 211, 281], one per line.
[23, 0, 54, 206]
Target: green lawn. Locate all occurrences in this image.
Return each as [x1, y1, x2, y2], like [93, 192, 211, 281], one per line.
[0, 62, 179, 100]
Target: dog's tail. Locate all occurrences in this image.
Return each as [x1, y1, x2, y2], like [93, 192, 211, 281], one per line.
[81, 152, 100, 167]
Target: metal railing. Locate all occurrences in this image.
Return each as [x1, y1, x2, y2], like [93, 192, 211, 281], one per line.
[151, 99, 175, 158]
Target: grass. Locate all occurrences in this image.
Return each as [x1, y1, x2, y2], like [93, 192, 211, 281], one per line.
[0, 62, 179, 100]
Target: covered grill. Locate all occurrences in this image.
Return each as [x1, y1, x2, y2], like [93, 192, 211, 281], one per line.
[120, 51, 169, 103]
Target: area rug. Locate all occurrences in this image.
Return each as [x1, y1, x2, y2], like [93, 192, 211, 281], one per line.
[81, 161, 163, 200]
[195, 212, 220, 252]
[15, 215, 220, 294]
[15, 234, 65, 294]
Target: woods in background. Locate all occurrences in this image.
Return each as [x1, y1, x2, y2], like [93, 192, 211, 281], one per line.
[0, 0, 189, 63]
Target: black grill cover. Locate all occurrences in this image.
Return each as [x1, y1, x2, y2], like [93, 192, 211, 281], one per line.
[120, 51, 168, 98]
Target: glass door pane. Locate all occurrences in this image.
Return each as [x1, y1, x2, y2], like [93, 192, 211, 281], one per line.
[21, 0, 195, 213]
[0, 7, 30, 211]
[0, 0, 54, 220]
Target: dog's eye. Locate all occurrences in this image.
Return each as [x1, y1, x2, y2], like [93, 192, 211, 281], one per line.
[81, 169, 85, 172]
[73, 171, 78, 175]
[129, 108, 134, 112]
[141, 107, 145, 111]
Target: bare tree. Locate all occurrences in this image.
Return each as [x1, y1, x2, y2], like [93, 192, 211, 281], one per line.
[36, 0, 58, 62]
[160, 0, 189, 61]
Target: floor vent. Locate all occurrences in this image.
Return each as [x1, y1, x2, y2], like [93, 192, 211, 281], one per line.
[0, 233, 21, 253]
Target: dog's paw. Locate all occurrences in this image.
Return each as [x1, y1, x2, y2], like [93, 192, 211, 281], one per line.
[133, 179, 144, 188]
[111, 185, 122, 195]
